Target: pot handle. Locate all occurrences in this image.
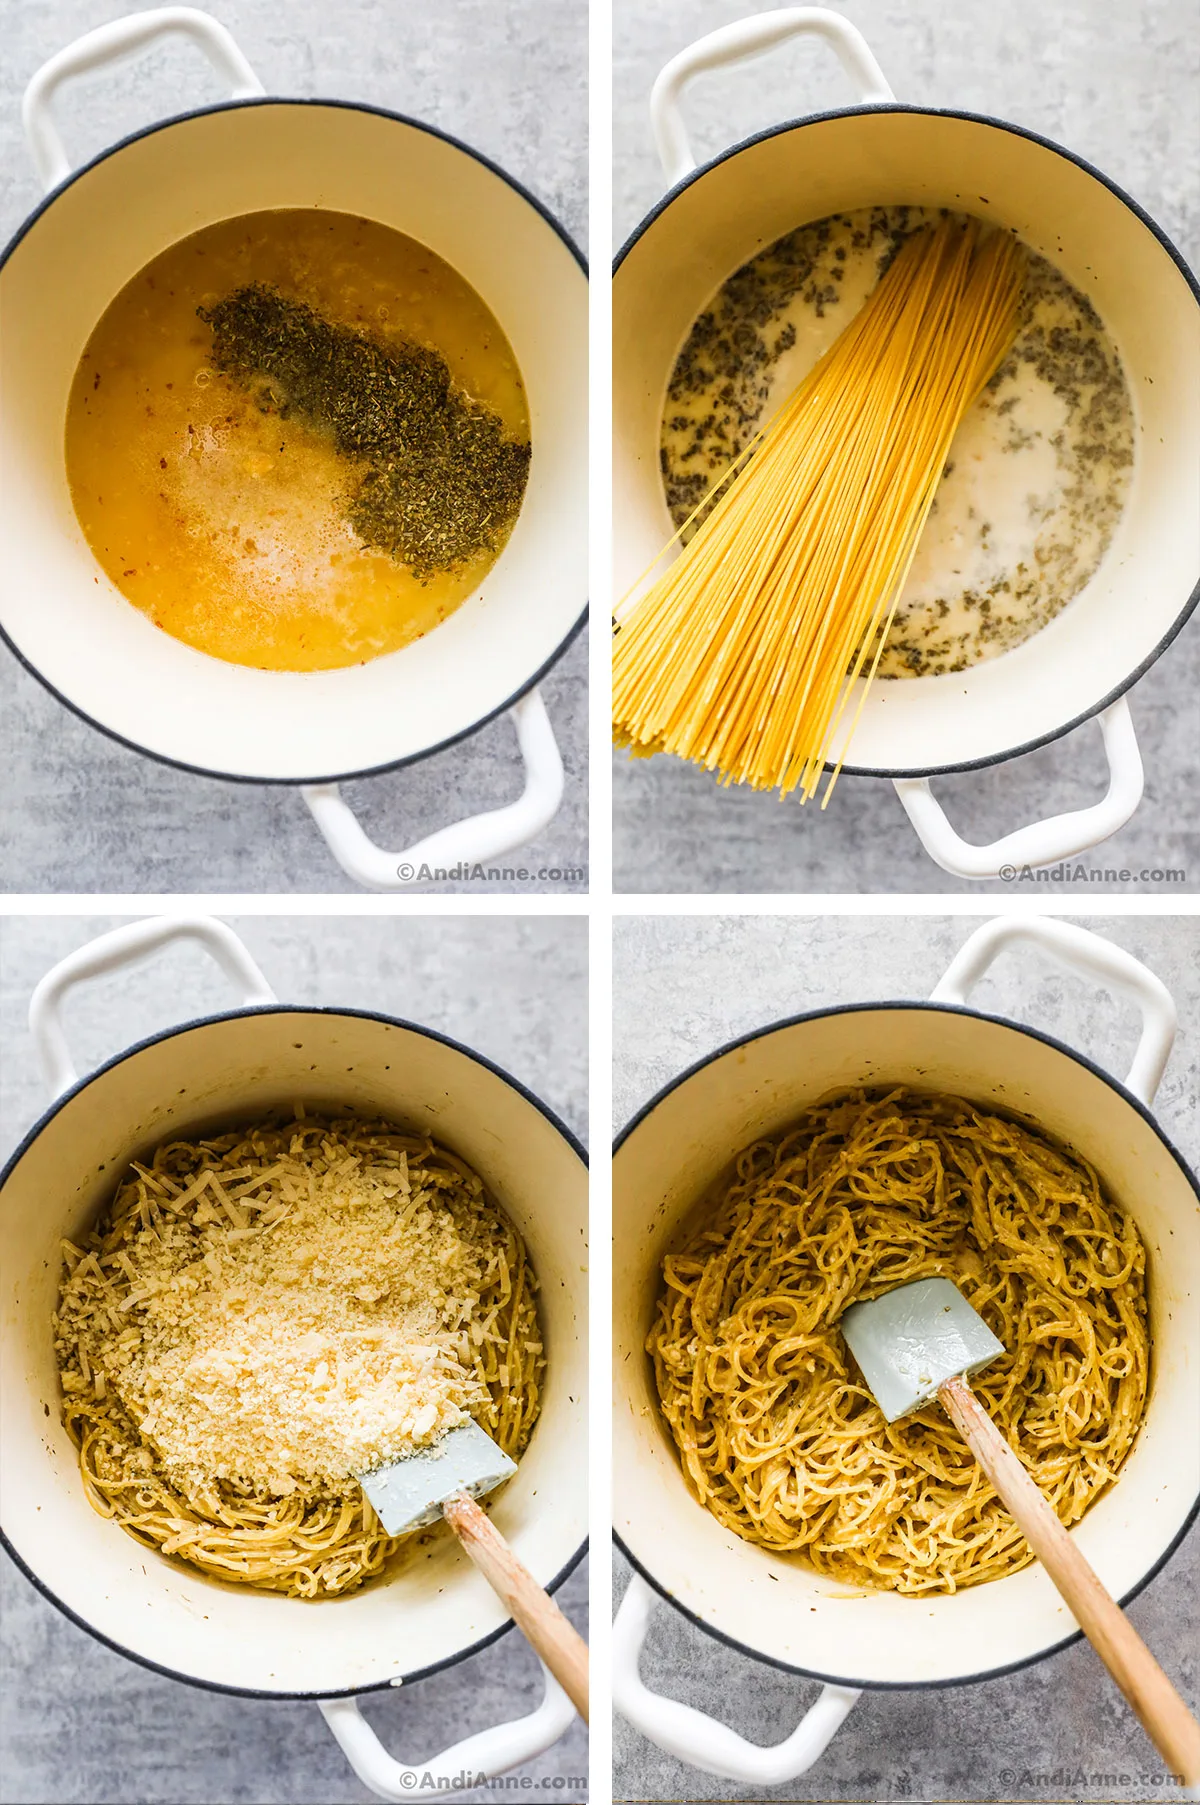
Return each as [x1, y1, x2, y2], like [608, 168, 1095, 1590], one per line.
[651, 6, 893, 187]
[893, 697, 1144, 881]
[301, 689, 565, 892]
[612, 1574, 860, 1784]
[22, 6, 264, 192]
[29, 916, 277, 1100]
[319, 1661, 575, 1803]
[931, 915, 1177, 1107]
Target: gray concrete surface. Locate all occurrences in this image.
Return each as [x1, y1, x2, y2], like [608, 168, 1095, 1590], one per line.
[612, 0, 1200, 895]
[612, 913, 1200, 1803]
[0, 914, 588, 1805]
[0, 0, 588, 894]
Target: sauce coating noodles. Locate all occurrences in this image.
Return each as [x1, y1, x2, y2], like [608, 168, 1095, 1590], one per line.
[649, 1088, 1148, 1594]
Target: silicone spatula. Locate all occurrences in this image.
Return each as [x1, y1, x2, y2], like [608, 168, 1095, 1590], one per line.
[360, 1419, 588, 1721]
[840, 1277, 1199, 1791]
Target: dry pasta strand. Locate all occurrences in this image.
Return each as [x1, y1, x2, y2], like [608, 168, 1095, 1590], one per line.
[613, 217, 1027, 802]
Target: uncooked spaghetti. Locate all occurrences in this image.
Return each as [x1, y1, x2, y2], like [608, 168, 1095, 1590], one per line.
[55, 1114, 543, 1598]
[648, 1088, 1149, 1594]
[613, 216, 1027, 802]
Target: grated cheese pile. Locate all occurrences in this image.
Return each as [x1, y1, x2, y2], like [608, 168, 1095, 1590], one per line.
[55, 1116, 527, 1497]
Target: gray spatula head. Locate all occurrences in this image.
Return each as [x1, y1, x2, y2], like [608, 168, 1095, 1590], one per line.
[359, 1419, 517, 1536]
[840, 1277, 1005, 1423]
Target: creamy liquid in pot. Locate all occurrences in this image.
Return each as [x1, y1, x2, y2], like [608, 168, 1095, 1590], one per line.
[66, 210, 531, 672]
[660, 206, 1135, 677]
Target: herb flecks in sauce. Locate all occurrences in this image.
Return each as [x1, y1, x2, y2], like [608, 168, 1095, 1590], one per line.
[199, 284, 530, 579]
[65, 210, 531, 673]
[661, 206, 1134, 677]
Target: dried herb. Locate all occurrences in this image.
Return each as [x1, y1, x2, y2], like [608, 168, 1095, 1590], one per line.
[661, 206, 1133, 673]
[198, 285, 530, 576]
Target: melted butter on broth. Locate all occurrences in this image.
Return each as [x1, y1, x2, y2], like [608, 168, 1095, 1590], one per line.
[660, 206, 1134, 678]
[66, 210, 530, 672]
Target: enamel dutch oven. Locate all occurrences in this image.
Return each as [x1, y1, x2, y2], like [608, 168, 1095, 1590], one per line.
[613, 8, 1200, 878]
[0, 9, 587, 891]
[0, 918, 588, 1801]
[612, 917, 1200, 1786]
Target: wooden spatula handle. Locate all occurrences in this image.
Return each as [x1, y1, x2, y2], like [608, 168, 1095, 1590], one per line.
[443, 1492, 589, 1721]
[939, 1374, 1200, 1788]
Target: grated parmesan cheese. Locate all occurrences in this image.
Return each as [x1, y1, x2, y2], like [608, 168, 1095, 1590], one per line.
[54, 1117, 537, 1497]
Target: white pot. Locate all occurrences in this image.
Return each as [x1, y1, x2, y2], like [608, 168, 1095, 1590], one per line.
[0, 10, 588, 890]
[613, 8, 1200, 878]
[612, 917, 1200, 1786]
[0, 917, 588, 1801]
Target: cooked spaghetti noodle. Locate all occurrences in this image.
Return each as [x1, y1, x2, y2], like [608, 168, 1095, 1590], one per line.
[55, 1115, 543, 1598]
[613, 216, 1027, 802]
[648, 1088, 1149, 1594]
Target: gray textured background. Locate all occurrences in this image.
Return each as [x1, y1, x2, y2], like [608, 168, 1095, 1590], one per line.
[612, 912, 1200, 1803]
[612, 0, 1200, 895]
[0, 0, 588, 894]
[0, 913, 588, 1804]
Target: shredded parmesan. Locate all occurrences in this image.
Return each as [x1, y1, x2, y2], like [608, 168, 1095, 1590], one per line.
[54, 1118, 533, 1498]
